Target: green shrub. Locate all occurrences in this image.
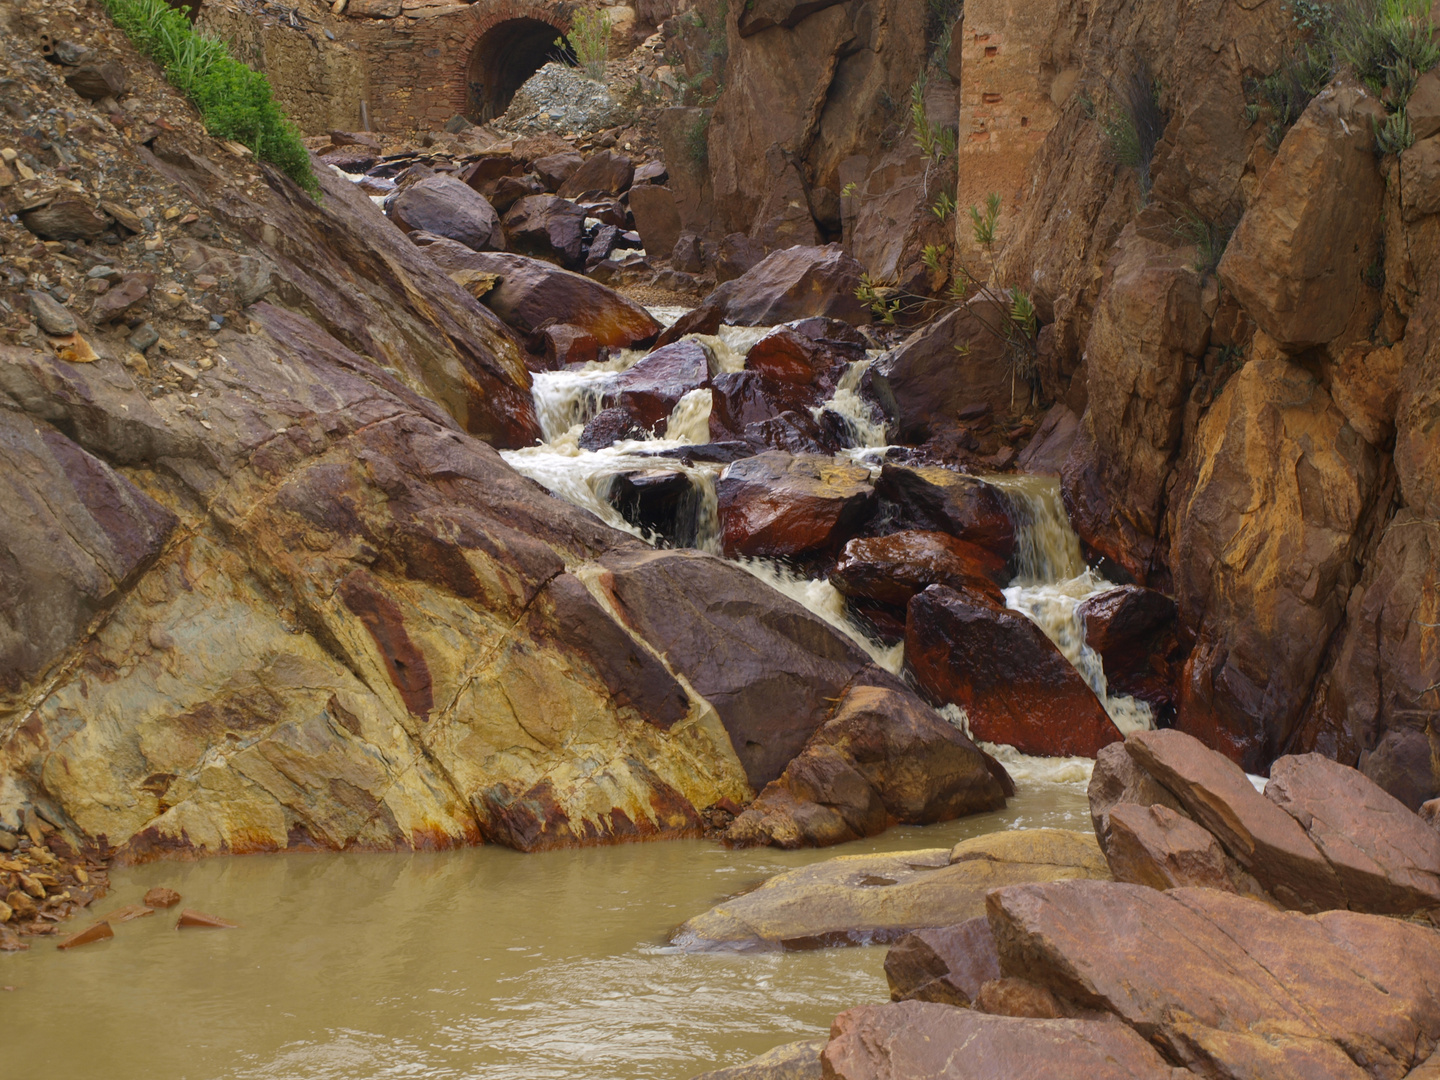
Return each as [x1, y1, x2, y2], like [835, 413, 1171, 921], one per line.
[685, 113, 710, 165]
[1332, 0, 1440, 97]
[566, 8, 613, 82]
[1250, 42, 1334, 149]
[100, 0, 318, 195]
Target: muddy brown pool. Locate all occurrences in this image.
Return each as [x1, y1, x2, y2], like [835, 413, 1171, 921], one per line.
[3, 780, 1089, 1080]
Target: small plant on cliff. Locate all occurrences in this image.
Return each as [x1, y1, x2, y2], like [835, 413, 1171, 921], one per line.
[1249, 43, 1334, 149]
[685, 113, 711, 165]
[1178, 209, 1236, 279]
[1101, 61, 1168, 202]
[99, 0, 318, 195]
[564, 8, 613, 82]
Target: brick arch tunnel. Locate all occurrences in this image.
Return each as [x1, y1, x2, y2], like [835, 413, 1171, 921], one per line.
[462, 8, 576, 123]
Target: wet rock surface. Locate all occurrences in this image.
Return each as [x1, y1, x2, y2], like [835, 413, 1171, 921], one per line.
[906, 586, 1122, 758]
[716, 451, 875, 559]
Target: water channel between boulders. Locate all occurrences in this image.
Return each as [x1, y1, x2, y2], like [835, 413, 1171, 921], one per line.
[8, 308, 1139, 1080]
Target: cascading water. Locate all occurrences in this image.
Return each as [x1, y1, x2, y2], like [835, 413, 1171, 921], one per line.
[985, 474, 1155, 736]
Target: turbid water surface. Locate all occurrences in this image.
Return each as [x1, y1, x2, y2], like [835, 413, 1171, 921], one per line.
[3, 778, 1090, 1080]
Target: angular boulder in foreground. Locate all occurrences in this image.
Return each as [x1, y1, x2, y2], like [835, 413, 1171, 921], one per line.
[695, 244, 871, 326]
[823, 1001, 1185, 1080]
[988, 880, 1440, 1079]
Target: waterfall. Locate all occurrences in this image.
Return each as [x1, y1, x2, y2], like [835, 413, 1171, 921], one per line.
[988, 475, 1155, 736]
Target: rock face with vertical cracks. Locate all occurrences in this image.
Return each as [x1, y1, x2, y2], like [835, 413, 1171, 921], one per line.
[0, 298, 993, 859]
[1166, 351, 1379, 771]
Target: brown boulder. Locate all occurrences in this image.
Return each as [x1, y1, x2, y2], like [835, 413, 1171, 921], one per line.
[884, 916, 1000, 1006]
[1124, 729, 1347, 910]
[823, 1001, 1183, 1080]
[64, 61, 128, 102]
[1218, 81, 1385, 351]
[90, 275, 151, 324]
[1265, 752, 1440, 914]
[654, 303, 721, 350]
[829, 531, 1007, 609]
[715, 450, 875, 559]
[906, 585, 1121, 758]
[690, 1039, 824, 1080]
[873, 296, 1023, 442]
[606, 339, 719, 432]
[490, 173, 545, 214]
[1076, 586, 1184, 716]
[699, 244, 869, 326]
[578, 407, 646, 450]
[540, 323, 600, 368]
[557, 150, 634, 198]
[595, 547, 882, 789]
[987, 880, 1440, 1078]
[627, 184, 683, 262]
[744, 325, 851, 391]
[501, 195, 586, 267]
[415, 242, 660, 349]
[725, 682, 1010, 848]
[20, 196, 111, 241]
[531, 151, 583, 191]
[388, 175, 504, 252]
[874, 465, 1016, 561]
[1401, 135, 1440, 221]
[1104, 802, 1239, 893]
[1086, 741, 1184, 850]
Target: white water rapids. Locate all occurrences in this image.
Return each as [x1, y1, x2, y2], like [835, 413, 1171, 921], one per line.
[500, 309, 1154, 777]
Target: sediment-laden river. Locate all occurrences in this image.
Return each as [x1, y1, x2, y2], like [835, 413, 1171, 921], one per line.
[5, 778, 1089, 1080]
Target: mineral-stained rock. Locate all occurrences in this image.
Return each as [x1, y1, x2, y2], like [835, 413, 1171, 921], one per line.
[605, 339, 719, 432]
[1167, 350, 1378, 769]
[1264, 753, 1440, 914]
[177, 909, 237, 929]
[822, 1001, 1184, 1080]
[673, 829, 1107, 950]
[906, 586, 1122, 758]
[715, 450, 875, 558]
[388, 175, 504, 251]
[743, 325, 851, 393]
[1218, 81, 1385, 351]
[415, 241, 660, 349]
[540, 323, 600, 368]
[874, 465, 1016, 561]
[697, 244, 869, 326]
[829, 531, 1008, 609]
[1104, 803, 1238, 893]
[690, 1038, 824, 1080]
[557, 150, 634, 198]
[0, 404, 176, 696]
[884, 916, 1000, 1006]
[531, 151, 584, 191]
[1125, 729, 1347, 910]
[502, 194, 587, 267]
[724, 682, 1010, 848]
[987, 880, 1440, 1078]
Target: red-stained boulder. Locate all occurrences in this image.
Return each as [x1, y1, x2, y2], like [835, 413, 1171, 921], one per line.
[884, 916, 1001, 1006]
[654, 303, 722, 349]
[502, 195, 587, 267]
[875, 464, 1017, 561]
[57, 921, 113, 949]
[709, 371, 785, 439]
[1077, 586, 1185, 717]
[906, 585, 1122, 757]
[387, 175, 504, 252]
[716, 450, 875, 558]
[725, 681, 1011, 848]
[829, 531, 1008, 609]
[744, 325, 852, 390]
[414, 242, 661, 349]
[698, 244, 870, 326]
[557, 150, 635, 198]
[605, 340, 719, 432]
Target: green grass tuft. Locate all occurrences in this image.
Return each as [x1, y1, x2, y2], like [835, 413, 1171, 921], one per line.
[99, 0, 319, 195]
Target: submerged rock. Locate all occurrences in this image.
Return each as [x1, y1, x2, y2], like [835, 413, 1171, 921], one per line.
[690, 1038, 825, 1080]
[673, 830, 1107, 951]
